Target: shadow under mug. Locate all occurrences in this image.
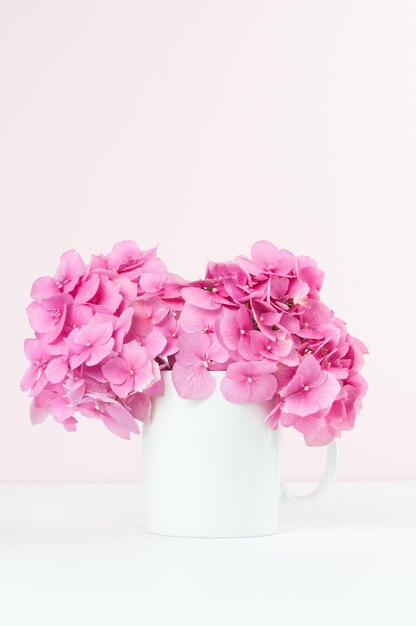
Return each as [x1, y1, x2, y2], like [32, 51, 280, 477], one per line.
[143, 371, 339, 538]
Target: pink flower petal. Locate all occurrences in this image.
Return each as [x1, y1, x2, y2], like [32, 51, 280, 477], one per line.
[20, 364, 38, 391]
[265, 402, 283, 429]
[307, 373, 341, 410]
[70, 349, 89, 370]
[176, 332, 211, 367]
[248, 374, 277, 402]
[284, 354, 321, 396]
[109, 376, 134, 398]
[179, 304, 220, 333]
[23, 338, 51, 363]
[67, 304, 93, 329]
[106, 240, 153, 279]
[237, 331, 265, 360]
[50, 397, 74, 422]
[221, 361, 277, 403]
[27, 302, 54, 334]
[30, 393, 53, 424]
[144, 377, 165, 397]
[296, 256, 325, 292]
[140, 271, 166, 294]
[30, 276, 59, 301]
[287, 278, 309, 304]
[116, 307, 134, 333]
[219, 308, 240, 350]
[94, 276, 123, 313]
[102, 357, 128, 384]
[279, 411, 297, 427]
[74, 273, 99, 304]
[66, 379, 85, 403]
[182, 287, 223, 310]
[123, 393, 152, 422]
[133, 361, 154, 392]
[121, 340, 148, 370]
[86, 337, 114, 366]
[221, 375, 250, 402]
[44, 306, 67, 343]
[279, 313, 300, 334]
[240, 331, 268, 360]
[62, 417, 78, 432]
[225, 361, 250, 380]
[172, 362, 216, 399]
[45, 357, 68, 384]
[56, 249, 85, 292]
[76, 321, 114, 347]
[206, 335, 229, 363]
[251, 241, 295, 275]
[29, 372, 48, 397]
[142, 331, 167, 359]
[250, 361, 277, 376]
[280, 349, 300, 367]
[270, 276, 289, 299]
[283, 389, 321, 417]
[100, 416, 130, 439]
[106, 401, 140, 434]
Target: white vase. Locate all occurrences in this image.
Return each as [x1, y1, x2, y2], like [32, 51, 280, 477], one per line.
[143, 371, 338, 538]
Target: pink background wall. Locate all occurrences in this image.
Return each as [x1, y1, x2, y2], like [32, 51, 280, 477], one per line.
[1, 0, 415, 481]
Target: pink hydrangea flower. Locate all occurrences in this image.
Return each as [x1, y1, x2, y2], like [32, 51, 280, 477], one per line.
[102, 340, 155, 397]
[236, 240, 295, 278]
[68, 320, 114, 369]
[221, 361, 277, 402]
[27, 294, 71, 343]
[30, 250, 85, 300]
[106, 240, 156, 280]
[21, 339, 53, 396]
[44, 341, 70, 384]
[296, 255, 325, 293]
[172, 332, 229, 399]
[76, 274, 123, 313]
[219, 306, 256, 356]
[128, 297, 169, 337]
[259, 332, 294, 363]
[78, 395, 140, 439]
[154, 312, 180, 357]
[29, 388, 78, 432]
[251, 299, 282, 340]
[280, 354, 340, 418]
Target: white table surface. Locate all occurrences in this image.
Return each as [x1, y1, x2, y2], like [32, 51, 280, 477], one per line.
[0, 482, 415, 626]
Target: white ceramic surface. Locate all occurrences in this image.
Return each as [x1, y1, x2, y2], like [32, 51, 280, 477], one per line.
[143, 371, 338, 537]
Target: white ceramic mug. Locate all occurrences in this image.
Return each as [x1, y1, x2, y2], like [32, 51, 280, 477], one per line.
[143, 371, 338, 538]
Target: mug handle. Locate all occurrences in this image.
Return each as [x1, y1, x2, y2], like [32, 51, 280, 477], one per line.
[282, 439, 339, 504]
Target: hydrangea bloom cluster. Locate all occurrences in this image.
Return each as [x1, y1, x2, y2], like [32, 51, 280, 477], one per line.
[21, 241, 185, 439]
[22, 240, 367, 446]
[171, 240, 368, 446]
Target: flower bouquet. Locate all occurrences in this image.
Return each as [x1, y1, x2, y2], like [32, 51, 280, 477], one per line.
[21, 239, 367, 446]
